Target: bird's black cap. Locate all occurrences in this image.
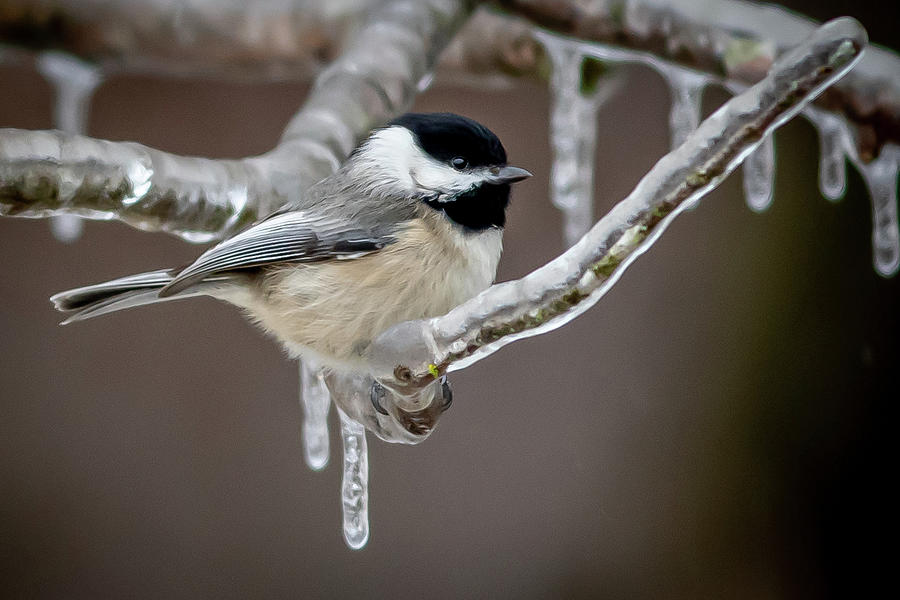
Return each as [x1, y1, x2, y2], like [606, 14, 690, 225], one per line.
[390, 113, 507, 167]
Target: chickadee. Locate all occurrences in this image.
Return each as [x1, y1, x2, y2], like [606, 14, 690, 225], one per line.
[52, 113, 531, 376]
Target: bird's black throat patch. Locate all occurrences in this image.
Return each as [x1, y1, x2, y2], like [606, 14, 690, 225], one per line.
[424, 183, 510, 231]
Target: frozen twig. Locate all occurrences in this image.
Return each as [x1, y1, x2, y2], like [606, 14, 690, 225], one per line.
[366, 17, 867, 400]
[0, 0, 472, 242]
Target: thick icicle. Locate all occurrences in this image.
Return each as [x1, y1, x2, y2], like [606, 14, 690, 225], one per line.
[661, 67, 708, 150]
[803, 106, 849, 201]
[743, 134, 776, 212]
[541, 37, 595, 245]
[856, 145, 900, 277]
[338, 407, 369, 549]
[299, 361, 330, 471]
[537, 32, 610, 247]
[538, 35, 709, 242]
[542, 35, 597, 247]
[35, 52, 102, 242]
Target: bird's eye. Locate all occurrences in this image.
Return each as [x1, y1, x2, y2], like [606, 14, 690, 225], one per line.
[451, 157, 468, 170]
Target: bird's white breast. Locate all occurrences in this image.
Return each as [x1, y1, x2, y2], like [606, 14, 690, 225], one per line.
[236, 216, 502, 370]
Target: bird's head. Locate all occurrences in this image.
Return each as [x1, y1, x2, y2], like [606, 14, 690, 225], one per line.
[351, 112, 531, 231]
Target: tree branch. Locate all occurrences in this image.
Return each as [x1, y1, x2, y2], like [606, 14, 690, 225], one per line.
[2, 1, 897, 156]
[0, 0, 473, 242]
[0, 0, 537, 84]
[365, 17, 867, 401]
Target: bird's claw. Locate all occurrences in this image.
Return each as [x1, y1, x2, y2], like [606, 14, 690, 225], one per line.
[370, 381, 389, 415]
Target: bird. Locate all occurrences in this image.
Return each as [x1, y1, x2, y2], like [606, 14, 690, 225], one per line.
[52, 112, 531, 373]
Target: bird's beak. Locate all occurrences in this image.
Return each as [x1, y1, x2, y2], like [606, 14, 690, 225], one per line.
[486, 165, 532, 184]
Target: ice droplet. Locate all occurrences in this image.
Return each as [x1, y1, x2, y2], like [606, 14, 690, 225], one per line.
[36, 52, 103, 243]
[299, 361, 330, 471]
[743, 133, 776, 212]
[48, 215, 84, 243]
[857, 145, 900, 277]
[338, 407, 369, 549]
[803, 106, 848, 201]
[661, 66, 707, 150]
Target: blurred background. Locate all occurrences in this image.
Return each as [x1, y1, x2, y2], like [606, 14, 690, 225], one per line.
[1, 1, 897, 598]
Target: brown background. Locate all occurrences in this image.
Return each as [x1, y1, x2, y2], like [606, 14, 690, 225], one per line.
[1, 2, 897, 598]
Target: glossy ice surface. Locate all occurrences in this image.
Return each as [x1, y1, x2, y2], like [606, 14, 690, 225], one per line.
[36, 52, 102, 242]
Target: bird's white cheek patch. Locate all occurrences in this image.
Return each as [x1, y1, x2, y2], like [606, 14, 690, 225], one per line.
[358, 127, 418, 192]
[368, 125, 486, 197]
[409, 158, 486, 199]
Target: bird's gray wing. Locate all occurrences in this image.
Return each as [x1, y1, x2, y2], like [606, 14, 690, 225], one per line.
[159, 210, 396, 296]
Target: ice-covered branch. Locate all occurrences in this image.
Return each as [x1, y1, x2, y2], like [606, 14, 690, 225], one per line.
[366, 17, 867, 398]
[498, 0, 898, 158]
[0, 0, 357, 82]
[0, 0, 472, 242]
[35, 51, 102, 242]
[3, 1, 897, 155]
[0, 0, 536, 85]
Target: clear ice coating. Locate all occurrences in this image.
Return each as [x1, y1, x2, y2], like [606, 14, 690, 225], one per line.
[743, 133, 776, 212]
[857, 144, 900, 277]
[661, 66, 708, 150]
[803, 106, 849, 201]
[35, 52, 103, 243]
[338, 407, 369, 550]
[299, 361, 330, 471]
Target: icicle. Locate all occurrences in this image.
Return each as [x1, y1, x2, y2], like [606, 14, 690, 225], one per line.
[856, 145, 900, 277]
[803, 106, 849, 201]
[743, 133, 776, 212]
[661, 66, 708, 150]
[299, 361, 330, 471]
[806, 106, 898, 277]
[539, 36, 708, 232]
[48, 216, 85, 242]
[538, 33, 610, 247]
[35, 52, 103, 243]
[818, 125, 848, 201]
[338, 407, 369, 549]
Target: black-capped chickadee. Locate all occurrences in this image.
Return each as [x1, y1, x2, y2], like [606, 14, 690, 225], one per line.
[52, 113, 531, 376]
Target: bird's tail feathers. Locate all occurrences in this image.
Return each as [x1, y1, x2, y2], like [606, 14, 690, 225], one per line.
[51, 269, 228, 324]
